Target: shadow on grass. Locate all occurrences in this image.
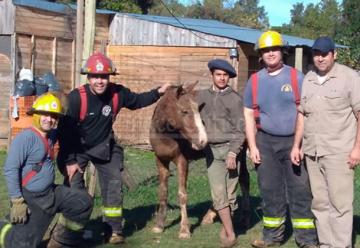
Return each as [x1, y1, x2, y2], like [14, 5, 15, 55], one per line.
[81, 204, 158, 246]
[83, 196, 264, 245]
[82, 196, 321, 247]
[352, 215, 360, 245]
[236, 197, 295, 245]
[153, 196, 264, 236]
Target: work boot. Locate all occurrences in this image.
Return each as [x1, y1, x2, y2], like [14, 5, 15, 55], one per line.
[300, 245, 319, 248]
[108, 233, 125, 244]
[48, 223, 83, 248]
[47, 238, 66, 248]
[251, 239, 281, 248]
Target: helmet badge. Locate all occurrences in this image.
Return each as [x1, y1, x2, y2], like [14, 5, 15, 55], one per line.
[51, 101, 58, 110]
[265, 36, 274, 47]
[96, 61, 104, 72]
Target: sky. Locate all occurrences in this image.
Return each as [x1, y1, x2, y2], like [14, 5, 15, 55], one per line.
[178, 0, 323, 27]
[258, 0, 322, 26]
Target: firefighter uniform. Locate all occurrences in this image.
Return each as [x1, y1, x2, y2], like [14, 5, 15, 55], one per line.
[243, 31, 318, 247]
[1, 93, 92, 248]
[56, 52, 164, 244]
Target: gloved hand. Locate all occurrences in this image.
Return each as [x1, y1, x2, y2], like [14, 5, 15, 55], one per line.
[10, 197, 29, 224]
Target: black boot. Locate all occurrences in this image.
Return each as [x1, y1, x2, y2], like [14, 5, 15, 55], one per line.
[47, 224, 84, 248]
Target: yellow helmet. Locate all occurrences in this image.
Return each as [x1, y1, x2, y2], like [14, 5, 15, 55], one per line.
[256, 30, 285, 50]
[27, 92, 63, 116]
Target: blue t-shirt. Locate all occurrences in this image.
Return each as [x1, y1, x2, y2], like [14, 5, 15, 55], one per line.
[243, 65, 304, 136]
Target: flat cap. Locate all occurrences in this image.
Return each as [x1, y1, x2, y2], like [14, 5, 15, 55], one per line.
[312, 36, 335, 53]
[208, 59, 237, 78]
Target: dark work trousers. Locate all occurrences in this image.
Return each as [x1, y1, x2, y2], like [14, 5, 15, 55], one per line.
[255, 131, 318, 246]
[67, 144, 124, 235]
[4, 185, 92, 248]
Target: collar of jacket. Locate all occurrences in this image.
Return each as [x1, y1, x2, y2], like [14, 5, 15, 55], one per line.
[208, 85, 232, 95]
[307, 62, 339, 84]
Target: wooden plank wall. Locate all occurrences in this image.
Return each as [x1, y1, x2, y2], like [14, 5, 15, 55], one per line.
[0, 54, 11, 148]
[15, 6, 76, 39]
[94, 14, 110, 52]
[16, 34, 74, 93]
[14, 6, 111, 93]
[108, 45, 248, 145]
[110, 14, 236, 48]
[2, 5, 111, 147]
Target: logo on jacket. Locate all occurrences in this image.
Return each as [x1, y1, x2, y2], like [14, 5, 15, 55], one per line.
[102, 105, 111, 116]
[281, 84, 293, 92]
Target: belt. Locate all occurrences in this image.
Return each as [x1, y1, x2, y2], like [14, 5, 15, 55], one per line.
[209, 142, 229, 147]
[258, 129, 294, 137]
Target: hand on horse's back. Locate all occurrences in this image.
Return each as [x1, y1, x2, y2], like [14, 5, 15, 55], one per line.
[157, 83, 172, 95]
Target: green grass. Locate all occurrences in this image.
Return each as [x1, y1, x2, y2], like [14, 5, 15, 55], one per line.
[1, 147, 360, 247]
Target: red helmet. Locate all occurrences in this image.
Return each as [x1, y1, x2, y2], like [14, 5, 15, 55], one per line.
[81, 52, 116, 75]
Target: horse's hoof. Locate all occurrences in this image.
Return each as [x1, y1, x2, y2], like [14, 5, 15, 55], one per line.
[152, 226, 164, 233]
[178, 232, 191, 239]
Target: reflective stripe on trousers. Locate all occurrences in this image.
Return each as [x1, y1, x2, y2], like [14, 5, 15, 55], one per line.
[58, 214, 84, 232]
[263, 217, 285, 228]
[292, 218, 315, 229]
[0, 224, 12, 247]
[102, 207, 123, 218]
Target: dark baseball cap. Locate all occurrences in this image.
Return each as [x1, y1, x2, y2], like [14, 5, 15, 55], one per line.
[208, 59, 237, 78]
[312, 36, 335, 53]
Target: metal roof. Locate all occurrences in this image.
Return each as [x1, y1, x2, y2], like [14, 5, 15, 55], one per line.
[12, 0, 345, 48]
[12, 0, 116, 15]
[123, 14, 346, 48]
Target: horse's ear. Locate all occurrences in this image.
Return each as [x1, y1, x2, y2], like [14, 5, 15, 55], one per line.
[176, 85, 184, 98]
[184, 81, 199, 93]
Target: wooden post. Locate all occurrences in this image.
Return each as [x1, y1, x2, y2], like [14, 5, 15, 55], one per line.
[229, 47, 239, 92]
[52, 37, 57, 74]
[86, 161, 97, 197]
[295, 47, 303, 72]
[30, 35, 35, 71]
[7, 33, 17, 151]
[122, 165, 137, 191]
[71, 40, 76, 89]
[82, 0, 97, 196]
[75, 0, 84, 87]
[81, 0, 96, 86]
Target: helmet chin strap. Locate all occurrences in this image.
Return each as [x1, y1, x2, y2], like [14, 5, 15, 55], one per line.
[266, 61, 284, 74]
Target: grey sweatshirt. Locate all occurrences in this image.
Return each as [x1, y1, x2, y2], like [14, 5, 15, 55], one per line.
[4, 128, 55, 198]
[198, 86, 245, 155]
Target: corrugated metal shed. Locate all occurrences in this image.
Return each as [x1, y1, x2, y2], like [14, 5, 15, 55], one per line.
[120, 13, 317, 47]
[11, 0, 346, 49]
[110, 14, 237, 47]
[11, 0, 342, 49]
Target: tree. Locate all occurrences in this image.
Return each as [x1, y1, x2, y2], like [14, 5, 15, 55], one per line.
[335, 0, 360, 70]
[279, 0, 340, 39]
[148, 0, 188, 17]
[179, 0, 268, 29]
[96, 0, 155, 14]
[53, 0, 154, 14]
[218, 0, 268, 29]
